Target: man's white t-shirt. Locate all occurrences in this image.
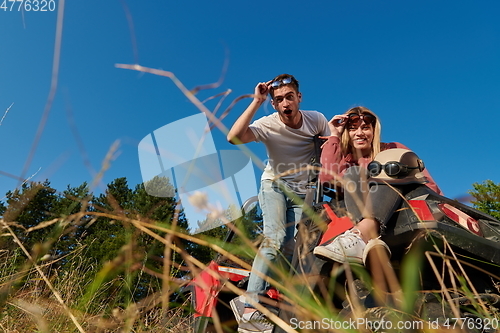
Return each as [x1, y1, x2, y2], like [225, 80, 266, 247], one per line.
[249, 110, 330, 192]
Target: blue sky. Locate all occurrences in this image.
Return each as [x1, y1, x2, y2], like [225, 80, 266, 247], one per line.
[1, 0, 499, 231]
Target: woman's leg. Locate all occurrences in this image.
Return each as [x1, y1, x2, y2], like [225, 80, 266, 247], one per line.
[314, 166, 403, 263]
[343, 166, 403, 239]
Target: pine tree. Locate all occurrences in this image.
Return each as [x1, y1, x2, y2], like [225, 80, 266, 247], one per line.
[51, 182, 92, 266]
[79, 176, 192, 306]
[0, 201, 5, 217]
[2, 180, 58, 257]
[469, 179, 500, 220]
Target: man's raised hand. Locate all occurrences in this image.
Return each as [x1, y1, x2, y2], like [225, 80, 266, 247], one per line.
[254, 81, 272, 103]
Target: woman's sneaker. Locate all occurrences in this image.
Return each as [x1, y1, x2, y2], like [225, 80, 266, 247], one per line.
[313, 229, 366, 264]
[238, 309, 274, 333]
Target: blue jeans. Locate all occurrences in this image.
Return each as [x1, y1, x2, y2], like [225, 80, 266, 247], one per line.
[245, 179, 305, 307]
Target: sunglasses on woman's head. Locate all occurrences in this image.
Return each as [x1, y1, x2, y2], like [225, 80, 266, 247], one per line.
[367, 160, 420, 178]
[270, 77, 294, 88]
[346, 113, 376, 127]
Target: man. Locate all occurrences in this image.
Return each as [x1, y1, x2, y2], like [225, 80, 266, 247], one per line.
[227, 74, 330, 333]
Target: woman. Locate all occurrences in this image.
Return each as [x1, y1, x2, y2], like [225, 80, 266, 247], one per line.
[313, 106, 442, 264]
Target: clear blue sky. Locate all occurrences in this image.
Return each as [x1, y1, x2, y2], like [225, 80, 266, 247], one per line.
[1, 1, 499, 230]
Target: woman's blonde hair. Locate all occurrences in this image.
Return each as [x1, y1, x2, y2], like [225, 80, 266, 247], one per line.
[340, 106, 382, 160]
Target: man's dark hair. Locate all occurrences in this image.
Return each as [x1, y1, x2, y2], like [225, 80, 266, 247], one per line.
[269, 74, 300, 98]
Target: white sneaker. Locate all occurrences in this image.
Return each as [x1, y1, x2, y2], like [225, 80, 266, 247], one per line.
[313, 229, 366, 264]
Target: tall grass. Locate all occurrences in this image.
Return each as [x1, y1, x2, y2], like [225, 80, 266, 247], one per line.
[0, 210, 198, 332]
[1, 168, 499, 332]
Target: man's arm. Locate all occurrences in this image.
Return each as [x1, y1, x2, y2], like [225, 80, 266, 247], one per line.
[227, 81, 270, 145]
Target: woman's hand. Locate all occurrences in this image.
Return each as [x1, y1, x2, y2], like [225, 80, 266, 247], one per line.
[321, 114, 348, 138]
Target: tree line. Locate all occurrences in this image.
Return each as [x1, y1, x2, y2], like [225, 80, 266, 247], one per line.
[0, 176, 263, 307]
